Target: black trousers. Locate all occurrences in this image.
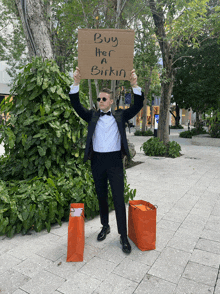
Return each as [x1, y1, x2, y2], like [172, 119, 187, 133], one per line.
[91, 151, 127, 237]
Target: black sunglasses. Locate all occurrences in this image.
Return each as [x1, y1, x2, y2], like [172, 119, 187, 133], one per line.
[97, 97, 107, 102]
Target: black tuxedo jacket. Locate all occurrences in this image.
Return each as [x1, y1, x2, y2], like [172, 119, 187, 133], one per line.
[69, 91, 144, 163]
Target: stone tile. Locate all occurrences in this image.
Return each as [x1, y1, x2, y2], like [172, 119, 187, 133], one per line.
[45, 253, 85, 280]
[174, 226, 203, 238]
[196, 238, 220, 255]
[112, 258, 150, 283]
[79, 256, 116, 281]
[148, 261, 184, 284]
[93, 273, 138, 294]
[162, 210, 189, 223]
[167, 234, 197, 253]
[0, 253, 22, 274]
[179, 219, 206, 231]
[7, 240, 46, 261]
[175, 277, 214, 294]
[189, 207, 212, 217]
[152, 247, 190, 267]
[35, 244, 67, 262]
[98, 239, 128, 264]
[0, 239, 17, 256]
[201, 229, 220, 243]
[133, 274, 176, 294]
[12, 254, 53, 278]
[148, 247, 191, 284]
[0, 269, 30, 294]
[157, 219, 181, 231]
[12, 290, 28, 294]
[182, 261, 218, 286]
[20, 269, 65, 294]
[214, 278, 220, 294]
[190, 249, 220, 268]
[205, 215, 220, 232]
[57, 272, 101, 294]
[32, 231, 61, 246]
[127, 248, 161, 266]
[211, 204, 220, 216]
[50, 222, 68, 237]
[155, 228, 175, 252]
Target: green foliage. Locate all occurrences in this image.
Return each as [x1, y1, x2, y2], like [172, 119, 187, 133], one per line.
[170, 125, 184, 129]
[173, 36, 220, 113]
[205, 107, 220, 138]
[140, 138, 166, 156]
[0, 57, 137, 237]
[179, 130, 193, 138]
[140, 137, 181, 158]
[167, 141, 182, 158]
[209, 124, 220, 138]
[179, 127, 207, 138]
[134, 129, 154, 136]
[191, 127, 207, 136]
[0, 170, 136, 238]
[0, 57, 87, 180]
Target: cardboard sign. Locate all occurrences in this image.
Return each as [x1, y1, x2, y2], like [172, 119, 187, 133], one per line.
[78, 29, 135, 80]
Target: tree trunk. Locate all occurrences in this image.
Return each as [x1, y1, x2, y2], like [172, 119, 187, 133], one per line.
[149, 0, 174, 144]
[142, 68, 153, 132]
[175, 104, 180, 126]
[157, 74, 173, 144]
[15, 0, 53, 59]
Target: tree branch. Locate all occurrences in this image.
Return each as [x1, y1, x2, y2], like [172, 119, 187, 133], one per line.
[119, 0, 128, 18]
[78, 0, 89, 27]
[172, 55, 194, 66]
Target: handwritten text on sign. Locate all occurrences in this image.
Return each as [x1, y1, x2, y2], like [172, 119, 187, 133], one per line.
[78, 29, 135, 80]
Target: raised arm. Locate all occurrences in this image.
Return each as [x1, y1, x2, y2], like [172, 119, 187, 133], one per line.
[69, 67, 92, 123]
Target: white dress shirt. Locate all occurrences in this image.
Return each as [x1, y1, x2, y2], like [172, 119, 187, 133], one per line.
[69, 85, 142, 153]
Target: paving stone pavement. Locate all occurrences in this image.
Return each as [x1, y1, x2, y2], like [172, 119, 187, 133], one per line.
[0, 128, 220, 294]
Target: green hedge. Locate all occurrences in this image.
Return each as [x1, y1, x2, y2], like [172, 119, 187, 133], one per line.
[140, 137, 181, 158]
[134, 129, 154, 136]
[179, 128, 208, 138]
[0, 169, 136, 238]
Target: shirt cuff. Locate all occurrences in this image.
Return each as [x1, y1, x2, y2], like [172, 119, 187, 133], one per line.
[69, 84, 79, 94]
[132, 86, 142, 96]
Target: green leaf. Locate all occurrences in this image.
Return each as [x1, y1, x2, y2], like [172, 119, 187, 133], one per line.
[27, 83, 36, 91]
[50, 86, 57, 93]
[45, 159, 51, 169]
[47, 178, 56, 188]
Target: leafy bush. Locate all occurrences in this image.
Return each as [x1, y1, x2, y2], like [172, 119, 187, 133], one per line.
[0, 169, 136, 238]
[179, 130, 192, 138]
[190, 127, 207, 136]
[140, 137, 167, 156]
[170, 125, 184, 129]
[134, 129, 153, 136]
[205, 108, 220, 138]
[209, 124, 220, 138]
[179, 128, 207, 138]
[0, 57, 136, 237]
[140, 137, 181, 158]
[167, 141, 182, 158]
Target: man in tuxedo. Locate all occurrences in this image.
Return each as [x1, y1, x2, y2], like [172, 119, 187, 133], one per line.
[69, 67, 144, 254]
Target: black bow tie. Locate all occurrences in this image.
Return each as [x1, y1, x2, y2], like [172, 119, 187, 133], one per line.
[100, 111, 111, 116]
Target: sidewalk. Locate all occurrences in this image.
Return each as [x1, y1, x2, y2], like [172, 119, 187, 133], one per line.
[0, 129, 220, 294]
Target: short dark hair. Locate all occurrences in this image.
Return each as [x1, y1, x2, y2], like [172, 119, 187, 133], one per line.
[100, 88, 113, 100]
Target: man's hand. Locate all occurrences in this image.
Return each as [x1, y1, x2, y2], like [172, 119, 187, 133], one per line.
[73, 67, 81, 86]
[130, 69, 138, 87]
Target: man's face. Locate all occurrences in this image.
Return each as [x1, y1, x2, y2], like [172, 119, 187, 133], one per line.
[98, 92, 113, 113]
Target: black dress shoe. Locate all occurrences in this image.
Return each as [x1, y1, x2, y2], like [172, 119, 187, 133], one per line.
[97, 225, 110, 241]
[120, 236, 131, 254]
